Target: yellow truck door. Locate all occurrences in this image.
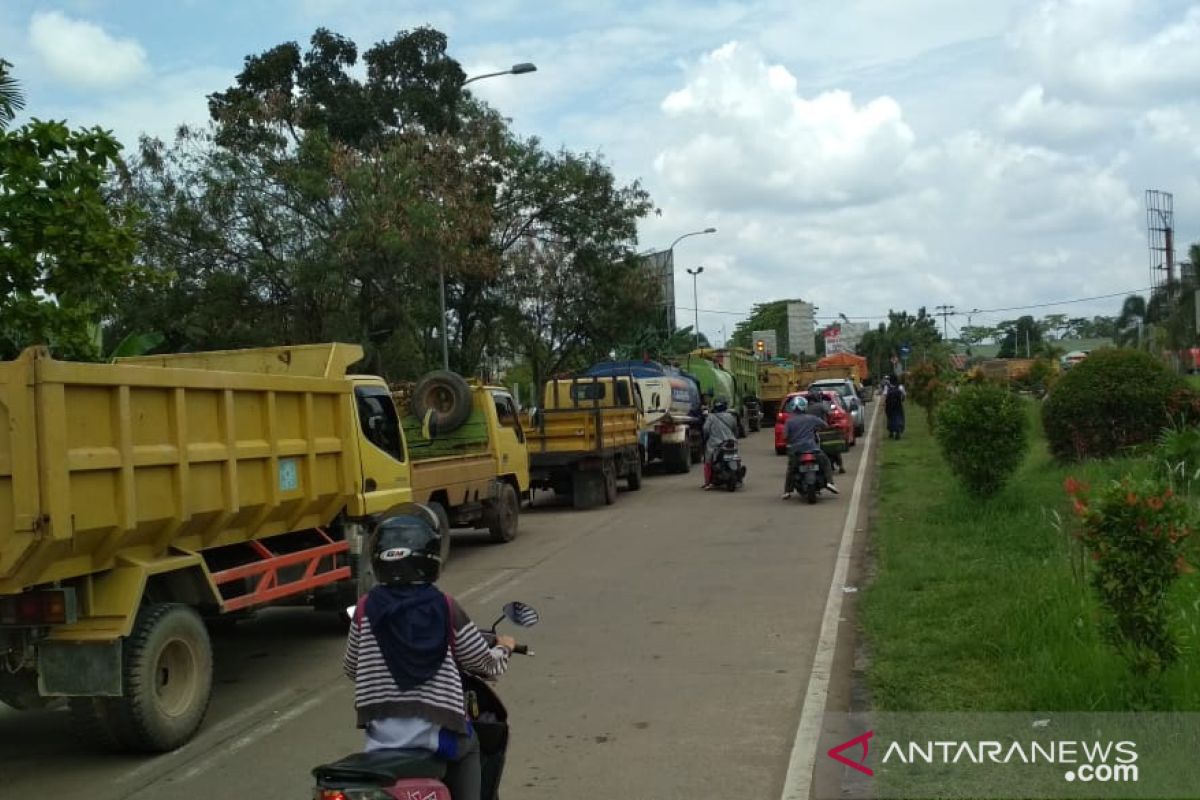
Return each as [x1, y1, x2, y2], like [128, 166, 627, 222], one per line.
[350, 380, 413, 516]
[488, 390, 530, 492]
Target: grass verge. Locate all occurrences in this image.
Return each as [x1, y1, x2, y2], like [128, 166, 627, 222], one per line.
[862, 406, 1200, 712]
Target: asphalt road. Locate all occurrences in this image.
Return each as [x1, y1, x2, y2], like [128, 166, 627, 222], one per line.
[0, 410, 877, 799]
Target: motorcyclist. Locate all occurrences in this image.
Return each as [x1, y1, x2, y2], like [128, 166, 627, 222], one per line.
[805, 391, 845, 475]
[702, 400, 738, 490]
[804, 390, 829, 422]
[343, 507, 516, 800]
[782, 398, 839, 499]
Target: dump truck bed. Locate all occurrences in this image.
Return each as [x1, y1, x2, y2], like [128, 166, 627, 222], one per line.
[0, 346, 358, 595]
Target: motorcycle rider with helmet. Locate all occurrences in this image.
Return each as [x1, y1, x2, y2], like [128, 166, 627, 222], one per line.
[343, 506, 516, 800]
[781, 396, 839, 499]
[702, 400, 739, 490]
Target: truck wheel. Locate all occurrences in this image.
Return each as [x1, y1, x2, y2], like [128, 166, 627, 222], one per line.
[626, 457, 643, 491]
[84, 604, 213, 753]
[411, 371, 472, 434]
[486, 484, 520, 543]
[428, 501, 452, 565]
[663, 443, 691, 474]
[572, 473, 603, 510]
[603, 465, 618, 505]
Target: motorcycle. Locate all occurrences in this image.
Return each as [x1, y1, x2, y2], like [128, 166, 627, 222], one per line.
[711, 438, 746, 492]
[791, 449, 827, 504]
[313, 601, 539, 800]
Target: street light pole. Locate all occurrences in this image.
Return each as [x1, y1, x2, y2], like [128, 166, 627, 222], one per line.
[687, 267, 704, 351]
[437, 62, 538, 370]
[662, 228, 715, 336]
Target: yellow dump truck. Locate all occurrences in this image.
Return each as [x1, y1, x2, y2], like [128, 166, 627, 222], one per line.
[758, 362, 797, 421]
[527, 376, 642, 510]
[0, 343, 508, 753]
[396, 381, 529, 544]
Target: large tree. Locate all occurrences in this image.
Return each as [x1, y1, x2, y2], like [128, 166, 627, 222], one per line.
[0, 60, 141, 360]
[996, 315, 1045, 358]
[115, 27, 655, 381]
[856, 308, 944, 375]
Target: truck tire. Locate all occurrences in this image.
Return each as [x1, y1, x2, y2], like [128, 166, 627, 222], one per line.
[428, 501, 452, 566]
[626, 456, 643, 491]
[79, 604, 213, 753]
[572, 472, 603, 510]
[603, 464, 618, 505]
[411, 371, 472, 434]
[486, 483, 519, 544]
[664, 443, 691, 474]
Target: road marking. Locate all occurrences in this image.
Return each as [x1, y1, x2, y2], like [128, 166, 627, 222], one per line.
[163, 682, 342, 789]
[780, 401, 879, 800]
[456, 568, 515, 601]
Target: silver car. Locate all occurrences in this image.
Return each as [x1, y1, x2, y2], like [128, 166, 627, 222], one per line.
[809, 379, 865, 435]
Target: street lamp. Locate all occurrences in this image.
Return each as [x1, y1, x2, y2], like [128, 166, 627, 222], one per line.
[462, 62, 538, 86]
[658, 227, 715, 336]
[686, 266, 704, 351]
[436, 62, 538, 370]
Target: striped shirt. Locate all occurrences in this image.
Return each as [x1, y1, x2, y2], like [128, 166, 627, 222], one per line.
[344, 593, 510, 733]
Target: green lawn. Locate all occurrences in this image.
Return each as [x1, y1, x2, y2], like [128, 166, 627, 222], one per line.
[862, 409, 1200, 712]
[1189, 375, 1200, 390]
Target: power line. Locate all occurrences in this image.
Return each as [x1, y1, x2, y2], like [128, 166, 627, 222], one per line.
[676, 285, 1153, 322]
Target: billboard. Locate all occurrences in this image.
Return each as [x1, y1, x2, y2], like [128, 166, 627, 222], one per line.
[640, 249, 676, 331]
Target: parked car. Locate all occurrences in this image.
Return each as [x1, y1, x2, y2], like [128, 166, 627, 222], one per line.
[773, 391, 856, 455]
[809, 378, 865, 436]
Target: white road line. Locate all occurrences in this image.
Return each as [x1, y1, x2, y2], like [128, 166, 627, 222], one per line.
[117, 683, 316, 784]
[780, 401, 879, 800]
[456, 568, 515, 601]
[167, 682, 342, 787]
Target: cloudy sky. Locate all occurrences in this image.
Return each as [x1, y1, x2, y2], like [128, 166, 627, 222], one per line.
[4, 0, 1199, 343]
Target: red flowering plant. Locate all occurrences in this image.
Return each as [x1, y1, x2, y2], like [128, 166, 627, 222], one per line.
[1065, 476, 1194, 675]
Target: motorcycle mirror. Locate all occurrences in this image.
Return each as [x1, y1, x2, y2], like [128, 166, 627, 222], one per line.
[344, 604, 356, 620]
[503, 601, 541, 628]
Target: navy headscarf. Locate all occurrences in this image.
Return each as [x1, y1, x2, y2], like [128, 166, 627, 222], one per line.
[364, 583, 450, 690]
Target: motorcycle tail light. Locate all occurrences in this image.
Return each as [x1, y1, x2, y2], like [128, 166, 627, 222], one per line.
[314, 789, 395, 800]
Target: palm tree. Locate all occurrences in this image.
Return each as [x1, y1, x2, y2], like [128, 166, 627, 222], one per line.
[0, 59, 24, 130]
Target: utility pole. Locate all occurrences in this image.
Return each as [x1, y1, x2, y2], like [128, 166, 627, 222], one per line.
[1026, 328, 1031, 358]
[935, 304, 955, 342]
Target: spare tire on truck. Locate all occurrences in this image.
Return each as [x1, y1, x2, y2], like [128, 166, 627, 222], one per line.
[411, 370, 473, 434]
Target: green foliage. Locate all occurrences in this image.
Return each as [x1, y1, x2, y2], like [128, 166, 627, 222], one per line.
[116, 28, 654, 382]
[856, 308, 944, 378]
[1042, 349, 1189, 461]
[996, 315, 1045, 358]
[1156, 424, 1200, 491]
[935, 384, 1028, 497]
[1065, 476, 1194, 675]
[107, 331, 164, 360]
[731, 300, 790, 355]
[0, 118, 141, 360]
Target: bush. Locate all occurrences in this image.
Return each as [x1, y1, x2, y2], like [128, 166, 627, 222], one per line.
[907, 360, 951, 430]
[935, 384, 1029, 497]
[1042, 348, 1190, 461]
[1065, 476, 1193, 675]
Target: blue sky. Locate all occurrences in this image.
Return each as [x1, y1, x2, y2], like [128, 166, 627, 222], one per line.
[5, 1, 1200, 342]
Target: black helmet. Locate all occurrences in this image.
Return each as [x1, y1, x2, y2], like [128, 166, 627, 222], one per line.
[370, 505, 443, 586]
[713, 400, 729, 413]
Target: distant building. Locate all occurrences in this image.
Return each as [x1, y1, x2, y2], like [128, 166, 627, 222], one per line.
[786, 300, 815, 357]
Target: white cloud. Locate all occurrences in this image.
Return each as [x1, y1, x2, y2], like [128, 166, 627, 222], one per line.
[1011, 1, 1200, 103]
[1137, 105, 1200, 158]
[998, 85, 1114, 143]
[653, 42, 915, 210]
[29, 11, 149, 89]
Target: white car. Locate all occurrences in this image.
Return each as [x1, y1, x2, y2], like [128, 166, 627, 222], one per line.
[809, 379, 865, 436]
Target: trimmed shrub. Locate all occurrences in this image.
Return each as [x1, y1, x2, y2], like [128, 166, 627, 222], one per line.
[1042, 348, 1190, 462]
[906, 360, 950, 431]
[935, 384, 1029, 497]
